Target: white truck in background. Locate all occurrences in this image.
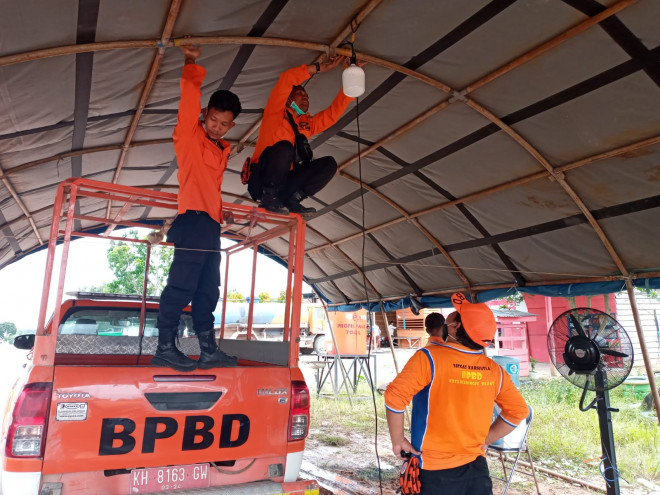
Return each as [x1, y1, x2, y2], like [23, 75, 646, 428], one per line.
[219, 302, 329, 354]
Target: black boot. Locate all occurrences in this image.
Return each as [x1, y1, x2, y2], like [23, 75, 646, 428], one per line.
[259, 186, 288, 214]
[196, 330, 238, 368]
[152, 329, 197, 372]
[286, 190, 316, 217]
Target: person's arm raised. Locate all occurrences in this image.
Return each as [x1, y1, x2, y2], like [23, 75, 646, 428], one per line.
[174, 42, 205, 141]
[310, 57, 367, 135]
[262, 65, 312, 124]
[306, 55, 344, 76]
[181, 42, 201, 65]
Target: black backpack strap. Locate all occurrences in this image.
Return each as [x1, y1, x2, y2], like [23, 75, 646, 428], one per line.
[285, 110, 313, 166]
[285, 111, 302, 137]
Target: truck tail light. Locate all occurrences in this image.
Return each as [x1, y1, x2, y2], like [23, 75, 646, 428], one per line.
[5, 382, 52, 458]
[288, 380, 309, 441]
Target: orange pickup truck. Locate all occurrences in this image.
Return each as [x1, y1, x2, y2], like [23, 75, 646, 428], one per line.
[1, 179, 317, 495]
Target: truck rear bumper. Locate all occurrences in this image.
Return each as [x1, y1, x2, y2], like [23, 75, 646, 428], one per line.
[1, 470, 41, 495]
[33, 479, 318, 495]
[132, 479, 319, 494]
[37, 457, 315, 494]
[283, 451, 303, 482]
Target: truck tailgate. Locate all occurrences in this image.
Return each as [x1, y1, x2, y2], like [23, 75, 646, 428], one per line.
[43, 366, 292, 474]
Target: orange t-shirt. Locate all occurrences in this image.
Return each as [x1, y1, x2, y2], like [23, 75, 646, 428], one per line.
[250, 64, 354, 163]
[385, 342, 528, 470]
[172, 64, 230, 224]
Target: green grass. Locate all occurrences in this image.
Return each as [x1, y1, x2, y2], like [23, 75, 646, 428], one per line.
[309, 378, 660, 483]
[521, 379, 660, 481]
[310, 384, 384, 435]
[316, 433, 350, 447]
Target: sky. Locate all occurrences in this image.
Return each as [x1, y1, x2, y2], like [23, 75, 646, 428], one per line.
[0, 230, 304, 331]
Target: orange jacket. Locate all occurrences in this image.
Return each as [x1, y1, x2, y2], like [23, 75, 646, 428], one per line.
[385, 342, 528, 470]
[250, 64, 353, 163]
[172, 64, 230, 224]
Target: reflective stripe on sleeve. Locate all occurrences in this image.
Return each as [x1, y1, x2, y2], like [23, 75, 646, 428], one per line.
[498, 414, 519, 428]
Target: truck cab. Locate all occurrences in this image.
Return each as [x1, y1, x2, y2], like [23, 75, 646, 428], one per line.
[1, 179, 317, 495]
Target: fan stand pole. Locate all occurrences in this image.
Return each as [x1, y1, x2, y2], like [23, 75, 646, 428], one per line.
[625, 280, 660, 424]
[595, 372, 620, 495]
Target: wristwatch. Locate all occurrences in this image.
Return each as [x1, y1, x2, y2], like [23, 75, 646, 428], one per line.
[315, 62, 321, 73]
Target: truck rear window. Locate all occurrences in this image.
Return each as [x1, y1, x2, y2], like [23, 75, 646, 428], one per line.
[56, 307, 194, 356]
[59, 308, 171, 337]
[54, 305, 287, 362]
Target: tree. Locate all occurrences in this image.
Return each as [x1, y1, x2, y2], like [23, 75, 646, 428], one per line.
[227, 289, 244, 301]
[92, 230, 173, 296]
[257, 292, 271, 303]
[276, 290, 287, 302]
[636, 287, 658, 299]
[0, 322, 18, 343]
[498, 291, 524, 309]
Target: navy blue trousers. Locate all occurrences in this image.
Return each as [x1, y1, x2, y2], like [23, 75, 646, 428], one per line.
[248, 140, 337, 201]
[419, 456, 492, 495]
[157, 210, 220, 335]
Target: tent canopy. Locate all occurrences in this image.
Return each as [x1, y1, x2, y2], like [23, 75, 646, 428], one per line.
[1, 0, 659, 309]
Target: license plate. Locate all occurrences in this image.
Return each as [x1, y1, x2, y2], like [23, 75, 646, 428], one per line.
[130, 463, 210, 493]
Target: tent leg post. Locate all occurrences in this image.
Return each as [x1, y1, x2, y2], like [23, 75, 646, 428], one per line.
[625, 279, 660, 424]
[379, 301, 411, 428]
[379, 302, 400, 375]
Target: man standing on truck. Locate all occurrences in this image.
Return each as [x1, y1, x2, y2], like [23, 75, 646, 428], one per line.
[242, 56, 354, 215]
[385, 293, 528, 494]
[153, 42, 242, 372]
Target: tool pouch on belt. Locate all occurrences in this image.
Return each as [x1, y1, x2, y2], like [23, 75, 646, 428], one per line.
[398, 452, 420, 495]
[286, 112, 313, 168]
[240, 157, 255, 185]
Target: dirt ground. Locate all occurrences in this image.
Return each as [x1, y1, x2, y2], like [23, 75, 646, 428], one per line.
[302, 426, 660, 495]
[302, 427, 608, 495]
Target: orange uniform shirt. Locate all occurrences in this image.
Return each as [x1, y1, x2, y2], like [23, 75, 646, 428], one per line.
[250, 64, 354, 163]
[385, 341, 528, 470]
[172, 64, 230, 224]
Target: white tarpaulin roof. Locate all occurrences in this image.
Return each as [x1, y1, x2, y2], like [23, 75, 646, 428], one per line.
[1, 0, 659, 308]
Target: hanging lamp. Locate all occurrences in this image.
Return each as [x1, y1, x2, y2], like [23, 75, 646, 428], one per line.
[342, 44, 365, 98]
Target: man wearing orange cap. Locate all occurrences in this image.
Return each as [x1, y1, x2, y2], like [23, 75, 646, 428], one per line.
[385, 293, 528, 494]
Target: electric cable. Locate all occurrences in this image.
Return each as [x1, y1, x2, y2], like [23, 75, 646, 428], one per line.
[301, 71, 315, 89]
[599, 456, 619, 484]
[599, 442, 628, 485]
[354, 96, 384, 494]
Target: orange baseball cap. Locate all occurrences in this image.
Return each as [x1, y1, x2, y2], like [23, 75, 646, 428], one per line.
[451, 293, 496, 347]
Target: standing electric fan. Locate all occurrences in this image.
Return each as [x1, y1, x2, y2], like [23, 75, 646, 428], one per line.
[547, 308, 634, 495]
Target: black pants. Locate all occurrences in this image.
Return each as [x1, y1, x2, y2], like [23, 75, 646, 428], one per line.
[418, 456, 492, 495]
[157, 211, 220, 334]
[248, 140, 337, 201]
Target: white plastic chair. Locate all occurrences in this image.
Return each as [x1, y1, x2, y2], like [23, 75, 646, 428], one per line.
[487, 405, 540, 495]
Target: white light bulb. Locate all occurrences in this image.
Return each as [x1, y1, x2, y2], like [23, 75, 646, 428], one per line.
[342, 63, 365, 98]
